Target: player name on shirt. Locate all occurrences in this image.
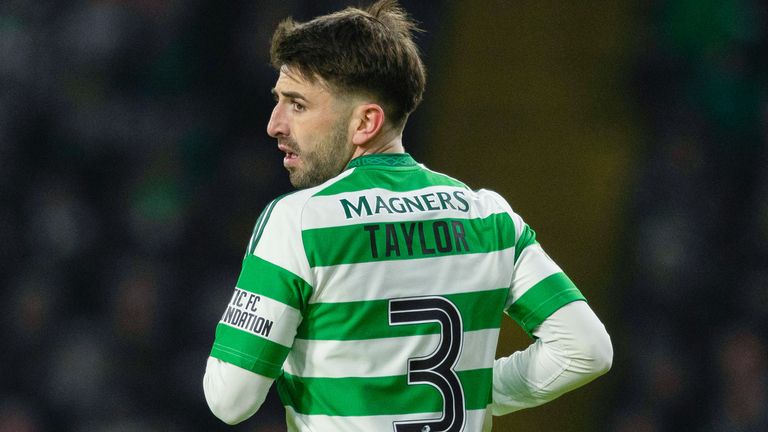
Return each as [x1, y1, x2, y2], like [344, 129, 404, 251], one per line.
[339, 190, 470, 219]
[363, 219, 469, 258]
[209, 154, 588, 432]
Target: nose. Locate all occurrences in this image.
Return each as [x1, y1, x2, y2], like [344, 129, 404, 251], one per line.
[267, 104, 289, 138]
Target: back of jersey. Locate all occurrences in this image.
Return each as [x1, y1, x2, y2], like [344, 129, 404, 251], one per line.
[280, 153, 519, 431]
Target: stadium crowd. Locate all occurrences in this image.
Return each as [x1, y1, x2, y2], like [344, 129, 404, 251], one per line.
[0, 1, 766, 431]
[610, 1, 768, 431]
[0, 1, 435, 431]
[0, 1, 328, 430]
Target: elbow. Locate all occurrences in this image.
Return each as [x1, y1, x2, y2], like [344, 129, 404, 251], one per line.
[207, 400, 244, 425]
[203, 367, 263, 425]
[206, 394, 254, 425]
[593, 346, 613, 377]
[586, 325, 613, 377]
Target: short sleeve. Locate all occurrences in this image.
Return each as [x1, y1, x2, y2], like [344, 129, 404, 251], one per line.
[504, 231, 585, 337]
[482, 190, 586, 337]
[209, 196, 314, 377]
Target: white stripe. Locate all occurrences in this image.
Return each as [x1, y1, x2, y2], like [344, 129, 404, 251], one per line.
[255, 199, 276, 238]
[251, 170, 356, 284]
[219, 291, 302, 347]
[284, 328, 499, 378]
[285, 406, 491, 432]
[507, 243, 564, 308]
[302, 185, 505, 229]
[246, 198, 276, 254]
[476, 188, 524, 239]
[310, 248, 515, 303]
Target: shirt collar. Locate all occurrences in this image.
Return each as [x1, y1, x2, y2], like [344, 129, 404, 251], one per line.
[345, 153, 418, 170]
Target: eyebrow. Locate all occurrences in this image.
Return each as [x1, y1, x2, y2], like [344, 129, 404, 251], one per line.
[270, 88, 309, 102]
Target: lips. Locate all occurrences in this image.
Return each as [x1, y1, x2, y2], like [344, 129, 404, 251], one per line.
[278, 143, 300, 167]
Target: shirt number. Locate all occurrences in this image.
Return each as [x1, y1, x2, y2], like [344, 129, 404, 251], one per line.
[389, 296, 466, 432]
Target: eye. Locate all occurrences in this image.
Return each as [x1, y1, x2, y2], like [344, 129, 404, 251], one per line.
[291, 101, 305, 112]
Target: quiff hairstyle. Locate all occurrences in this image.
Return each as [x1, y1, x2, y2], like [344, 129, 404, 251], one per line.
[270, 0, 426, 127]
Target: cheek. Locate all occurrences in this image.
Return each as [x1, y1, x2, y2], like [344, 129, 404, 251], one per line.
[292, 126, 312, 151]
[294, 118, 331, 150]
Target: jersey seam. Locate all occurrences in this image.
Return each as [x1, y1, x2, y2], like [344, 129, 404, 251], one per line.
[518, 291, 585, 334]
[211, 343, 283, 368]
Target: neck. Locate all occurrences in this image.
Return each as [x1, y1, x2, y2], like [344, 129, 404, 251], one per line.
[350, 126, 405, 159]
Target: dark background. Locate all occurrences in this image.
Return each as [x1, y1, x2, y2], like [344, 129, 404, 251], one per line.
[1, 1, 766, 431]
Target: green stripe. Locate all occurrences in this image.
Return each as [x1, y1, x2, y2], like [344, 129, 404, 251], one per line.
[302, 213, 515, 267]
[236, 255, 313, 312]
[344, 153, 418, 169]
[277, 368, 492, 416]
[315, 165, 468, 196]
[506, 272, 586, 336]
[210, 324, 291, 378]
[514, 224, 538, 263]
[296, 288, 507, 340]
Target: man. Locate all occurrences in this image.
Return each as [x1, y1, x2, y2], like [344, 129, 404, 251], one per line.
[203, 1, 613, 431]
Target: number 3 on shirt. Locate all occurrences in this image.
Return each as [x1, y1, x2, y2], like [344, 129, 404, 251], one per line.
[389, 296, 466, 432]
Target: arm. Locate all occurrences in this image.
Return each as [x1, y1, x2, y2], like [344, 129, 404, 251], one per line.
[203, 357, 274, 424]
[203, 196, 312, 424]
[491, 300, 613, 415]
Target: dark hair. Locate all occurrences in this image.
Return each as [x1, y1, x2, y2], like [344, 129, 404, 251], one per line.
[270, 0, 426, 127]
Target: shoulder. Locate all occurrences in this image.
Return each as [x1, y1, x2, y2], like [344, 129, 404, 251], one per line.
[416, 163, 511, 212]
[460, 187, 532, 248]
[473, 189, 515, 215]
[245, 190, 305, 257]
[260, 170, 357, 228]
[247, 171, 355, 254]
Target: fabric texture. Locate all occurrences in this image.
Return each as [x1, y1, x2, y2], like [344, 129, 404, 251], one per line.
[206, 154, 597, 431]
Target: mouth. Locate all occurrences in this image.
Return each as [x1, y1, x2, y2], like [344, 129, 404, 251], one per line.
[278, 143, 299, 167]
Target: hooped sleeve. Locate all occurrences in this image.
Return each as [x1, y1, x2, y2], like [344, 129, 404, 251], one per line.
[205, 195, 313, 424]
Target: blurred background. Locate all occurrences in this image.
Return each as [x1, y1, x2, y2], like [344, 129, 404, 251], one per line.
[0, 1, 766, 431]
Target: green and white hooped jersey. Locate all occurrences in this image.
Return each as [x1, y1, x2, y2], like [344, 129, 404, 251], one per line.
[210, 153, 585, 432]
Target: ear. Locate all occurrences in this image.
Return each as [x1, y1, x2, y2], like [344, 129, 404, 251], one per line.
[350, 103, 385, 146]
